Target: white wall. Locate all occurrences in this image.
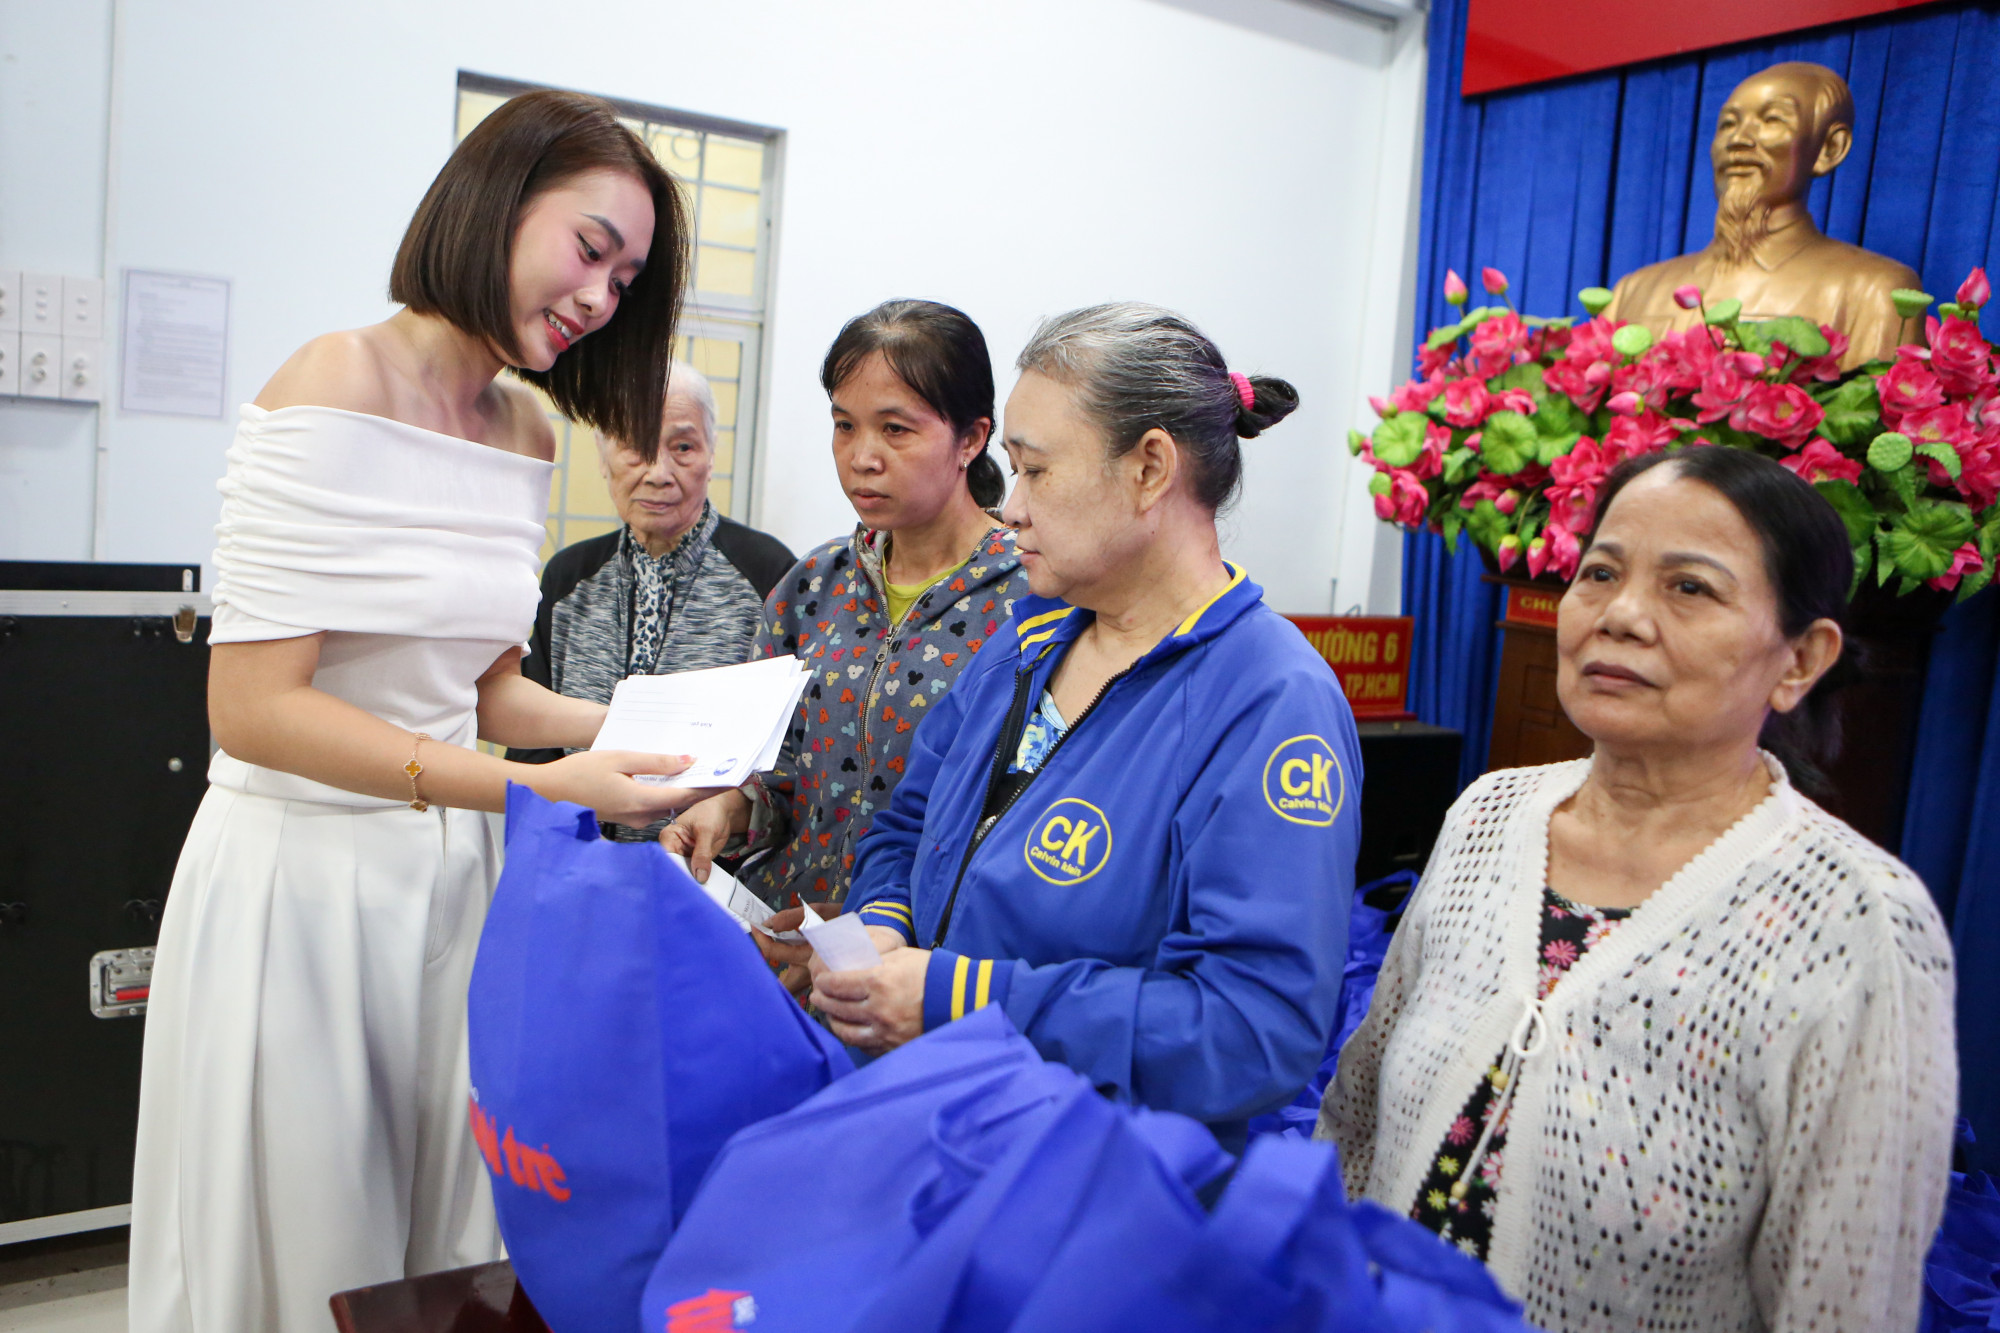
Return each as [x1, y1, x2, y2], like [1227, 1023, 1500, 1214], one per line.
[0, 0, 1424, 615]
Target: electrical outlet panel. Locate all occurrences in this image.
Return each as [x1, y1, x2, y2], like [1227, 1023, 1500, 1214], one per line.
[0, 271, 108, 401]
[60, 337, 102, 402]
[20, 334, 61, 399]
[22, 272, 61, 335]
[63, 276, 103, 340]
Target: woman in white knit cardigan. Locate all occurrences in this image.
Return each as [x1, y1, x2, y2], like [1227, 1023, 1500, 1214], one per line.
[1320, 446, 1956, 1333]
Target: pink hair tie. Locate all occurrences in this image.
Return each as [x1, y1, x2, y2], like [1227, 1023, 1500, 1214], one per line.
[1229, 371, 1255, 411]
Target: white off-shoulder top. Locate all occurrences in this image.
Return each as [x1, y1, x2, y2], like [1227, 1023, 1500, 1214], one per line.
[207, 404, 552, 806]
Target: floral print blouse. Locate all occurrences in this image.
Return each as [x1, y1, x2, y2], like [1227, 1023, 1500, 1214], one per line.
[1409, 887, 1633, 1259]
[743, 525, 1026, 910]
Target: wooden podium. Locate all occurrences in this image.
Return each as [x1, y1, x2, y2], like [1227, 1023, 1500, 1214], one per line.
[330, 1261, 548, 1333]
[1484, 579, 1591, 772]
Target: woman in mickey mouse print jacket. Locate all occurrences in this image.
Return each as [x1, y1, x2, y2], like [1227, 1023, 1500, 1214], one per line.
[667, 300, 1028, 930]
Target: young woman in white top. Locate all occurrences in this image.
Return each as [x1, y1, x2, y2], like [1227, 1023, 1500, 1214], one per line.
[1321, 445, 1956, 1333]
[130, 91, 708, 1333]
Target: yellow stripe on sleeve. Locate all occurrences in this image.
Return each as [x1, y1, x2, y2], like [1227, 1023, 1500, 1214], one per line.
[862, 901, 912, 923]
[973, 959, 993, 1010]
[950, 955, 971, 1020]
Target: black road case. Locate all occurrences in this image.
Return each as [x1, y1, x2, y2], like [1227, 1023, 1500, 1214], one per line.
[0, 560, 210, 1243]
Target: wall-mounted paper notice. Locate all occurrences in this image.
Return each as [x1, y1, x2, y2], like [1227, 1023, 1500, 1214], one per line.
[121, 270, 230, 418]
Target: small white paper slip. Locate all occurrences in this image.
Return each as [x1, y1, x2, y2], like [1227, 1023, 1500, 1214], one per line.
[664, 852, 775, 935]
[799, 901, 884, 972]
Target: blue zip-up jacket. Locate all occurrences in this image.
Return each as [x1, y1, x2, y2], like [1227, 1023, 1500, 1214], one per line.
[846, 567, 1361, 1141]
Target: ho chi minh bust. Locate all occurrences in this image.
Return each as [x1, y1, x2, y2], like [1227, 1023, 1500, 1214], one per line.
[1606, 62, 1919, 370]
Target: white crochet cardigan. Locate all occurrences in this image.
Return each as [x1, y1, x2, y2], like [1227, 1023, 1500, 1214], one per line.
[1319, 756, 1956, 1333]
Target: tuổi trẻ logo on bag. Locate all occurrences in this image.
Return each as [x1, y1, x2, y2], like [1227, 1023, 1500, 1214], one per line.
[467, 1091, 571, 1202]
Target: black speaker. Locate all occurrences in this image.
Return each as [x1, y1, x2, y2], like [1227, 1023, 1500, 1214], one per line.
[1354, 720, 1464, 887]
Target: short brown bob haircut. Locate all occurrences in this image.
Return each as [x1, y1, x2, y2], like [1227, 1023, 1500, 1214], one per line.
[390, 89, 689, 460]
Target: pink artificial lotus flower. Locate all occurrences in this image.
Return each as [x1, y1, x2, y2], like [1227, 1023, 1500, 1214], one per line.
[1877, 352, 1945, 427]
[1648, 327, 1723, 393]
[1444, 270, 1470, 306]
[1784, 327, 1849, 384]
[1491, 388, 1539, 416]
[1482, 267, 1510, 296]
[1372, 377, 1444, 417]
[1673, 284, 1703, 310]
[1929, 541, 1985, 592]
[1607, 390, 1644, 417]
[1544, 525, 1582, 581]
[1375, 469, 1430, 526]
[1468, 312, 1531, 378]
[1957, 432, 2000, 510]
[1901, 402, 1975, 460]
[1926, 315, 1997, 398]
[1958, 268, 1991, 311]
[1602, 410, 1680, 459]
[1497, 534, 1522, 573]
[1544, 317, 1621, 413]
[1611, 354, 1668, 408]
[1544, 438, 1610, 534]
[1692, 359, 1756, 423]
[1417, 341, 1456, 378]
[1441, 377, 1494, 428]
[1412, 421, 1450, 481]
[1780, 440, 1864, 485]
[1731, 382, 1826, 450]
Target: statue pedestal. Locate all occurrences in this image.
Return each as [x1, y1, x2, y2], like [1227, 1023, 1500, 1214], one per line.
[1478, 574, 1945, 851]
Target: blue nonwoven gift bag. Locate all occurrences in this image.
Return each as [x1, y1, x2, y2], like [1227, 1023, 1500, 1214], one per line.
[467, 784, 851, 1333]
[1021, 1136, 1538, 1333]
[641, 1006, 1231, 1333]
[1248, 871, 1411, 1143]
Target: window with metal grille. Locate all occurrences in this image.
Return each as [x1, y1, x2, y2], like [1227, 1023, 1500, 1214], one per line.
[455, 73, 780, 560]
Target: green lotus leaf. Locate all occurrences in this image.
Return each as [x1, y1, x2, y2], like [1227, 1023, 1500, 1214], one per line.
[1813, 376, 1881, 447]
[1813, 480, 1878, 550]
[1371, 411, 1427, 469]
[1879, 499, 1975, 581]
[1442, 447, 1480, 486]
[1479, 410, 1537, 475]
[1757, 316, 1831, 359]
[1368, 472, 1393, 497]
[1916, 440, 1963, 480]
[1348, 428, 1370, 456]
[1424, 322, 1465, 351]
[1704, 298, 1743, 326]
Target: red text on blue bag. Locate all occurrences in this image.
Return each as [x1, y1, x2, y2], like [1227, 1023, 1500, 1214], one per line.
[468, 1096, 571, 1203]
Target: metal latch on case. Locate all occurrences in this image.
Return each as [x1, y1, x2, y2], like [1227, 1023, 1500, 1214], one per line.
[90, 947, 155, 1018]
[173, 605, 196, 643]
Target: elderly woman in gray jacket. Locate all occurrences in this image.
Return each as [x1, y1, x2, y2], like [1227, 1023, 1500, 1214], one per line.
[1322, 446, 1955, 1333]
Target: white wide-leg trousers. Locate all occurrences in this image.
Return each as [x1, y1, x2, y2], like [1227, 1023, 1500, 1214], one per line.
[129, 785, 503, 1333]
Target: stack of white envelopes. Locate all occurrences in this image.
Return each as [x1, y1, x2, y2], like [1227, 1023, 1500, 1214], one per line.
[591, 655, 811, 790]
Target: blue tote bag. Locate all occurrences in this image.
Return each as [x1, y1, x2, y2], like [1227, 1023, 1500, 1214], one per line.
[467, 785, 851, 1333]
[1020, 1136, 1535, 1333]
[643, 1006, 1229, 1333]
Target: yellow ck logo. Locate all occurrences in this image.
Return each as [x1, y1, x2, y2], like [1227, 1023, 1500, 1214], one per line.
[1262, 735, 1344, 827]
[1024, 798, 1113, 885]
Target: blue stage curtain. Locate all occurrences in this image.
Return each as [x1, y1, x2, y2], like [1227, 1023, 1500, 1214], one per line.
[1408, 0, 2000, 1169]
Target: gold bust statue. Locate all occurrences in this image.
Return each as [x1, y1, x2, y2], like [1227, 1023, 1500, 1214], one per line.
[1606, 61, 1919, 369]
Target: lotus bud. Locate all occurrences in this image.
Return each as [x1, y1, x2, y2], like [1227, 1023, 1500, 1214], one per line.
[1607, 390, 1644, 416]
[1496, 489, 1521, 516]
[1444, 270, 1469, 306]
[1958, 268, 1991, 311]
[1497, 534, 1522, 572]
[1672, 284, 1703, 310]
[1481, 267, 1510, 296]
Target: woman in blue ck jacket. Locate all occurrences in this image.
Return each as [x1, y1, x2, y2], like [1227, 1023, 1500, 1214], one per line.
[815, 303, 1362, 1146]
